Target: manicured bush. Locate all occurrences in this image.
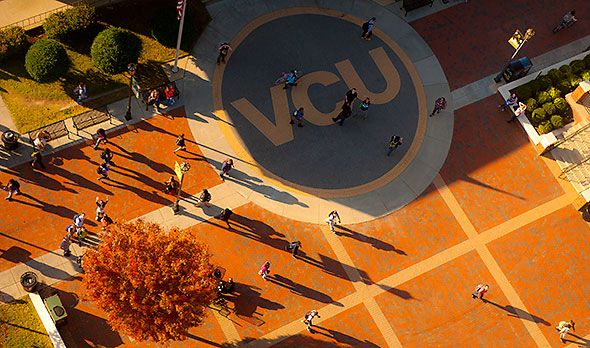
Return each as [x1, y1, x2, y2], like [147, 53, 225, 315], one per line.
[537, 76, 553, 91]
[559, 65, 572, 75]
[547, 87, 561, 100]
[542, 102, 556, 116]
[581, 70, 590, 82]
[514, 85, 532, 101]
[557, 80, 571, 95]
[527, 79, 541, 96]
[569, 75, 583, 89]
[538, 121, 554, 134]
[547, 69, 563, 85]
[91, 27, 141, 75]
[0, 26, 27, 61]
[44, 4, 95, 39]
[24, 39, 69, 82]
[525, 98, 537, 111]
[554, 97, 568, 114]
[584, 54, 590, 69]
[550, 115, 565, 129]
[570, 60, 585, 75]
[536, 91, 551, 105]
[531, 107, 547, 124]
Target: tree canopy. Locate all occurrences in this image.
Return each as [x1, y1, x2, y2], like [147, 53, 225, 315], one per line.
[83, 220, 216, 342]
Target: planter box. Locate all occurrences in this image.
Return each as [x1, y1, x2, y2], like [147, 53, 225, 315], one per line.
[498, 51, 589, 153]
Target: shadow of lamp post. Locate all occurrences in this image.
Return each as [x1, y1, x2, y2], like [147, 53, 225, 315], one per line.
[172, 161, 191, 214]
[124, 63, 137, 121]
[494, 28, 535, 83]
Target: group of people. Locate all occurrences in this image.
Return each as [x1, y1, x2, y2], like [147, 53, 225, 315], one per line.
[147, 84, 180, 113]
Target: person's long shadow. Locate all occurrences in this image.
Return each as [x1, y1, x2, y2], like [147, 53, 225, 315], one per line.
[310, 325, 381, 347]
[335, 225, 403, 253]
[101, 176, 173, 206]
[295, 251, 373, 285]
[562, 333, 590, 346]
[10, 193, 94, 223]
[226, 213, 287, 250]
[482, 298, 551, 325]
[49, 161, 112, 195]
[266, 274, 343, 306]
[14, 167, 79, 194]
[224, 281, 285, 319]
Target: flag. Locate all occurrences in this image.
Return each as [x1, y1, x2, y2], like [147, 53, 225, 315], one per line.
[177, 0, 184, 20]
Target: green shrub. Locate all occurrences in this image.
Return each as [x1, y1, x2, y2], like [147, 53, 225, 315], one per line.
[0, 26, 27, 61]
[531, 107, 547, 124]
[525, 98, 537, 111]
[550, 115, 565, 128]
[538, 121, 554, 134]
[542, 102, 556, 116]
[569, 75, 583, 88]
[91, 27, 141, 75]
[559, 65, 572, 75]
[24, 39, 69, 82]
[547, 87, 561, 100]
[570, 60, 585, 75]
[537, 75, 553, 90]
[581, 70, 590, 82]
[547, 69, 563, 85]
[557, 80, 571, 95]
[43, 4, 95, 39]
[514, 85, 532, 101]
[554, 97, 568, 113]
[536, 91, 551, 105]
[527, 79, 541, 96]
[584, 54, 590, 69]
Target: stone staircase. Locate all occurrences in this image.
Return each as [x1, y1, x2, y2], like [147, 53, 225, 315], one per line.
[550, 121, 590, 192]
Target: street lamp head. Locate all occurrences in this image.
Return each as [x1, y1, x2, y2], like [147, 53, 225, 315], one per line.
[525, 28, 535, 39]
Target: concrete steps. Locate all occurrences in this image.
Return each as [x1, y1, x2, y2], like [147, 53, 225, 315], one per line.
[551, 121, 590, 192]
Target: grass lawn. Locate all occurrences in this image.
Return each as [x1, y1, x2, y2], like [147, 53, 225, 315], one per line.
[0, 29, 178, 133]
[0, 296, 53, 347]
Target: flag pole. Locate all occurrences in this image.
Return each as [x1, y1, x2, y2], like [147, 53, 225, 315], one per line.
[172, 0, 188, 73]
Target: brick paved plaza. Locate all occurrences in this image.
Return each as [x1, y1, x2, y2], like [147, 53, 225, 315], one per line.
[1, 0, 590, 347]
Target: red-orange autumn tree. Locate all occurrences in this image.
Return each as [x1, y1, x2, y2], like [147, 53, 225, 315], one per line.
[83, 220, 217, 342]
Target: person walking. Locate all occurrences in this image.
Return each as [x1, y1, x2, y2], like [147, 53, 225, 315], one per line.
[97, 163, 110, 181]
[430, 97, 447, 117]
[4, 178, 21, 201]
[498, 93, 518, 111]
[302, 310, 320, 332]
[387, 135, 403, 156]
[332, 102, 352, 126]
[286, 240, 302, 257]
[95, 196, 109, 221]
[471, 284, 489, 299]
[196, 188, 212, 207]
[258, 260, 271, 280]
[361, 17, 376, 40]
[217, 42, 232, 64]
[73, 213, 85, 230]
[354, 97, 371, 119]
[174, 134, 186, 153]
[33, 130, 50, 150]
[345, 88, 358, 105]
[215, 208, 233, 227]
[219, 159, 234, 181]
[93, 128, 108, 150]
[60, 235, 71, 257]
[290, 107, 305, 127]
[31, 150, 46, 169]
[100, 148, 114, 165]
[325, 210, 341, 233]
[555, 320, 575, 343]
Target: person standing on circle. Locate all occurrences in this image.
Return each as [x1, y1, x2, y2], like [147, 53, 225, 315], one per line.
[361, 17, 376, 40]
[258, 260, 271, 280]
[174, 134, 186, 153]
[217, 42, 231, 65]
[219, 159, 234, 181]
[345, 88, 358, 105]
[93, 128, 108, 150]
[325, 210, 341, 233]
[430, 97, 447, 117]
[290, 107, 305, 127]
[332, 102, 352, 126]
[302, 310, 320, 332]
[354, 97, 371, 119]
[387, 135, 403, 156]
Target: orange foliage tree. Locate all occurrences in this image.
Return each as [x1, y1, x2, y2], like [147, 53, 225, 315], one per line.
[83, 220, 217, 342]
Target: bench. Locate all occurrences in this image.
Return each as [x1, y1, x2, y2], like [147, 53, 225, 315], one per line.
[142, 80, 180, 110]
[402, 0, 433, 15]
[71, 107, 113, 135]
[28, 120, 70, 145]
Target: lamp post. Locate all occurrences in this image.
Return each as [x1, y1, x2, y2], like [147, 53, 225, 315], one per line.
[124, 63, 137, 121]
[172, 161, 191, 214]
[494, 28, 535, 83]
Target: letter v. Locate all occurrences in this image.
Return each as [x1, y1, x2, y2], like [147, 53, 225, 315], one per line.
[230, 85, 294, 146]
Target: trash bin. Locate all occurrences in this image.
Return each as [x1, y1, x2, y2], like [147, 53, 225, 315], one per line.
[1, 131, 19, 151]
[20, 271, 38, 292]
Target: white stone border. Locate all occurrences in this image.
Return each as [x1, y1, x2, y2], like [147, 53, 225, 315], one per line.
[29, 292, 66, 348]
[498, 51, 589, 148]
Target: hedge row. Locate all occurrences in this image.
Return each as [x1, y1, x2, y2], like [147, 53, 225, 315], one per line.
[0, 26, 27, 61]
[513, 54, 590, 134]
[43, 3, 95, 40]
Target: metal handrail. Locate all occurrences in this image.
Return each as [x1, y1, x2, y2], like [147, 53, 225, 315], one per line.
[560, 154, 590, 179]
[551, 121, 590, 150]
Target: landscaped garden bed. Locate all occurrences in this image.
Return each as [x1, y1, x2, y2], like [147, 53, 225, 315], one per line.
[0, 0, 210, 133]
[0, 296, 53, 347]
